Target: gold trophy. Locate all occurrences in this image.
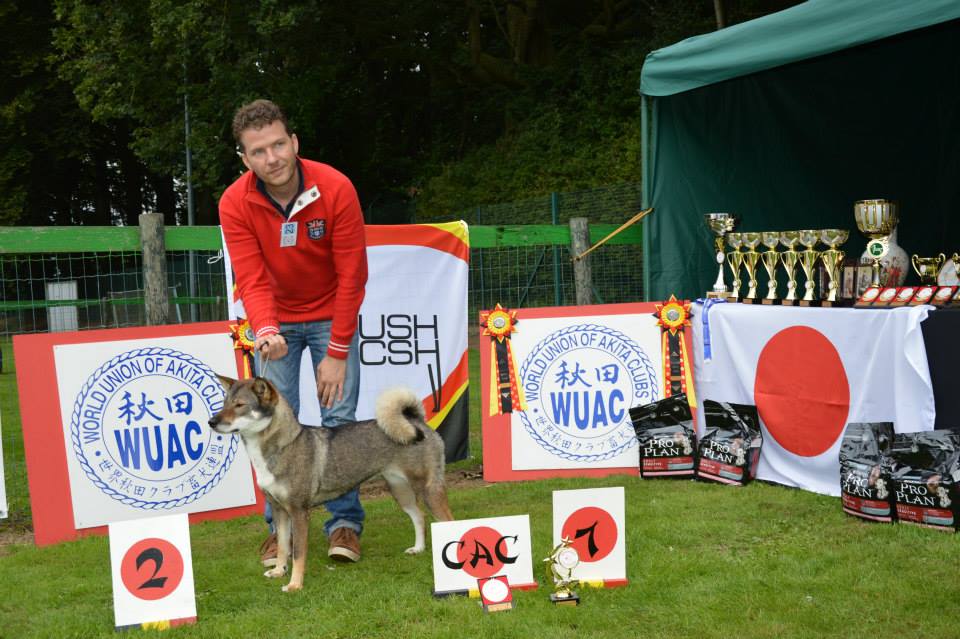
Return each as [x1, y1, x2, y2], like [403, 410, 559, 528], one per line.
[704, 213, 738, 298]
[760, 231, 781, 304]
[797, 229, 821, 305]
[544, 537, 580, 606]
[740, 231, 762, 303]
[726, 232, 744, 301]
[911, 253, 946, 285]
[779, 231, 801, 305]
[820, 229, 849, 306]
[854, 199, 898, 287]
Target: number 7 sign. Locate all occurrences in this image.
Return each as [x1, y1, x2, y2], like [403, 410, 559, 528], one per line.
[109, 514, 197, 630]
[552, 487, 627, 587]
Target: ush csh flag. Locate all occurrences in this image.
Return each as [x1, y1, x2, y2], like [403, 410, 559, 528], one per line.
[691, 304, 934, 496]
[222, 222, 469, 463]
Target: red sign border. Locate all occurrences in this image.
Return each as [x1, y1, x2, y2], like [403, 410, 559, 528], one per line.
[480, 302, 693, 482]
[14, 320, 264, 546]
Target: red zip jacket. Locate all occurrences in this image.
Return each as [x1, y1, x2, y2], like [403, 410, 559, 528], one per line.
[219, 158, 368, 359]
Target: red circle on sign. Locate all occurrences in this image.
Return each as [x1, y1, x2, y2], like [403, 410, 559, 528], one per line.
[754, 326, 850, 457]
[456, 526, 513, 578]
[561, 507, 617, 562]
[120, 538, 184, 601]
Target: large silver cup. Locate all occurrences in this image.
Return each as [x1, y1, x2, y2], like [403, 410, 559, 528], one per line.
[704, 213, 738, 297]
[854, 199, 898, 287]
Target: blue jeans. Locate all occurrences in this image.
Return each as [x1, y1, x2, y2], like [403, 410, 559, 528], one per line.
[255, 320, 364, 537]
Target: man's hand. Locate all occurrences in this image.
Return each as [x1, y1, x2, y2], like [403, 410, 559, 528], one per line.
[317, 356, 347, 409]
[254, 333, 288, 361]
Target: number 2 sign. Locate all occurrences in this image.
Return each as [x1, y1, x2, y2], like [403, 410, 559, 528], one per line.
[109, 514, 197, 630]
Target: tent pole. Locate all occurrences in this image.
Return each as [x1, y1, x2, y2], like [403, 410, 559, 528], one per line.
[641, 94, 652, 302]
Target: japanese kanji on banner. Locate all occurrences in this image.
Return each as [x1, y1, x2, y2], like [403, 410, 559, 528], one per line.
[14, 322, 262, 546]
[481, 302, 694, 481]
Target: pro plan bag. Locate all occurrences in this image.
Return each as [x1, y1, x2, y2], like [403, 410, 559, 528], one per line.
[696, 400, 762, 486]
[889, 430, 960, 532]
[839, 422, 895, 523]
[629, 394, 697, 478]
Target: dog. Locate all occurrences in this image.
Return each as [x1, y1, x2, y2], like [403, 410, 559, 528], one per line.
[209, 375, 454, 592]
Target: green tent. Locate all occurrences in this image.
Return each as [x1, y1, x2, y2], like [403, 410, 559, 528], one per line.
[639, 0, 960, 301]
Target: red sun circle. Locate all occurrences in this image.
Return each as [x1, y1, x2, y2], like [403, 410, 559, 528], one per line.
[754, 326, 850, 457]
[456, 526, 511, 578]
[120, 538, 184, 601]
[561, 506, 617, 562]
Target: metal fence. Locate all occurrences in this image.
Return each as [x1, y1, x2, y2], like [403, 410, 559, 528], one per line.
[0, 183, 645, 531]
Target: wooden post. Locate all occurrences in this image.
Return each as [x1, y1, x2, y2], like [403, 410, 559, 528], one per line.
[139, 212, 169, 326]
[569, 217, 592, 305]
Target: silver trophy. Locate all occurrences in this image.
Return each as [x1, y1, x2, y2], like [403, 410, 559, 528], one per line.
[854, 199, 898, 288]
[704, 213, 738, 298]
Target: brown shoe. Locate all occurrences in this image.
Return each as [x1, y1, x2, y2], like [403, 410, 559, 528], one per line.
[328, 527, 361, 563]
[259, 532, 278, 567]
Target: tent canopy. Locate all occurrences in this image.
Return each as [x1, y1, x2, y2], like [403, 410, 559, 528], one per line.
[641, 0, 960, 97]
[639, 0, 960, 301]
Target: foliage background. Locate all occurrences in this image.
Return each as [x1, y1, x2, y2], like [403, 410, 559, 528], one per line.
[1, 0, 799, 227]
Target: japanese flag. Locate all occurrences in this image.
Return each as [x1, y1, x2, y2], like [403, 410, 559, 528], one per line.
[691, 303, 935, 496]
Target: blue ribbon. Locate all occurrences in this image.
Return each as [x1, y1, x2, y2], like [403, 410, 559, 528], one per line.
[695, 298, 727, 361]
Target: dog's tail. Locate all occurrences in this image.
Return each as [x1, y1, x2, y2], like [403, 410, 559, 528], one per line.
[375, 387, 427, 445]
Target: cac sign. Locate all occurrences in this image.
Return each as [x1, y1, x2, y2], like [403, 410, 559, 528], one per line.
[430, 515, 535, 595]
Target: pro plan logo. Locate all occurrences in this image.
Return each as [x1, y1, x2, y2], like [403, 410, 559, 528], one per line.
[70, 348, 238, 510]
[519, 324, 658, 462]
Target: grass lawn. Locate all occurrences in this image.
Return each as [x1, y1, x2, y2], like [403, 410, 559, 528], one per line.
[1, 339, 959, 637]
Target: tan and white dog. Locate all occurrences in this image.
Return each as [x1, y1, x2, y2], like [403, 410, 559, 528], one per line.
[209, 375, 453, 592]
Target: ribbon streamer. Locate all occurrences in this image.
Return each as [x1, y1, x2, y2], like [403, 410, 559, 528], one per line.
[229, 320, 257, 379]
[695, 297, 727, 362]
[654, 296, 697, 407]
[480, 304, 527, 416]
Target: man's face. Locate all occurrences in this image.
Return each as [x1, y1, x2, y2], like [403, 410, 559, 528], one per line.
[239, 120, 299, 190]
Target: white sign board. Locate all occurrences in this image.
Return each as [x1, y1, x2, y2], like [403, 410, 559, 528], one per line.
[430, 515, 535, 595]
[109, 514, 197, 630]
[510, 313, 662, 470]
[54, 334, 256, 529]
[552, 487, 627, 585]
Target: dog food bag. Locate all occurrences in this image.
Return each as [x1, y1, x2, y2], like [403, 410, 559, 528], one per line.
[695, 400, 762, 486]
[839, 422, 895, 523]
[889, 430, 960, 532]
[629, 394, 697, 478]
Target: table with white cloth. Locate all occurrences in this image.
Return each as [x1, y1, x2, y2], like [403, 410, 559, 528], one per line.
[689, 302, 937, 497]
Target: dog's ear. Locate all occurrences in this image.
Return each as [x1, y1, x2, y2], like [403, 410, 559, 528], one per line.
[216, 374, 237, 391]
[252, 377, 276, 404]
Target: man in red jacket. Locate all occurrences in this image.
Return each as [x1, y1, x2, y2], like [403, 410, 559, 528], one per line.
[219, 99, 368, 565]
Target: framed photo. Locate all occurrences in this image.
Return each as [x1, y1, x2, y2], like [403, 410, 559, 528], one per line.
[856, 264, 874, 297]
[841, 259, 857, 299]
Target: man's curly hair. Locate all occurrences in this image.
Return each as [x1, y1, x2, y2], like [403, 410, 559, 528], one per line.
[232, 99, 290, 151]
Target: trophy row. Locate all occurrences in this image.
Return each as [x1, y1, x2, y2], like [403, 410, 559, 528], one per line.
[705, 214, 848, 305]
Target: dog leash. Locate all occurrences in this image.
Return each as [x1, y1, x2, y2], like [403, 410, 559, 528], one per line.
[258, 344, 270, 379]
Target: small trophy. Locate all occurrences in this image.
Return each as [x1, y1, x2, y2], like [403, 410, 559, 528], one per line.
[760, 231, 781, 304]
[820, 229, 849, 306]
[854, 199, 899, 287]
[797, 229, 821, 306]
[726, 232, 744, 301]
[704, 213, 738, 298]
[911, 253, 946, 285]
[544, 537, 580, 606]
[740, 232, 762, 303]
[779, 231, 801, 305]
